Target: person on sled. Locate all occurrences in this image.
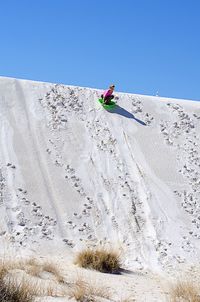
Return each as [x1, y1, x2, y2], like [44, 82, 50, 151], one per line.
[101, 84, 115, 104]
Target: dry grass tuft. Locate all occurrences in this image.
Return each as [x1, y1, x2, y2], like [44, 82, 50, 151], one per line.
[75, 247, 121, 274]
[25, 258, 38, 267]
[26, 263, 42, 278]
[0, 258, 67, 300]
[0, 275, 34, 302]
[0, 262, 8, 278]
[42, 261, 65, 283]
[120, 297, 136, 302]
[69, 278, 110, 301]
[169, 280, 200, 302]
[69, 279, 86, 302]
[24, 258, 65, 283]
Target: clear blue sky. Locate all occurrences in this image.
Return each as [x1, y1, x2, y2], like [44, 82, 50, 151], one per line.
[0, 0, 200, 100]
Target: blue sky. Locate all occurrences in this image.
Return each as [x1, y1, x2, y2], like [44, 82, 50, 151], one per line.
[0, 0, 200, 100]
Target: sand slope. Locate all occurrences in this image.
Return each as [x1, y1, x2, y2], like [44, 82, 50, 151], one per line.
[0, 77, 200, 300]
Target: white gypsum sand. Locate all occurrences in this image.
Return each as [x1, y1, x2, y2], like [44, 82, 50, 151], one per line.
[0, 76, 200, 301]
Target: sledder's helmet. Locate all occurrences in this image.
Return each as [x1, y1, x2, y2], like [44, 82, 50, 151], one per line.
[110, 84, 115, 89]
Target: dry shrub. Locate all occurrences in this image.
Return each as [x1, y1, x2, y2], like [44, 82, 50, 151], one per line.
[75, 248, 121, 273]
[169, 281, 200, 302]
[69, 278, 110, 302]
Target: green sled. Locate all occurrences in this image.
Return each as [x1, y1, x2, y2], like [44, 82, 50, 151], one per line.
[98, 98, 116, 109]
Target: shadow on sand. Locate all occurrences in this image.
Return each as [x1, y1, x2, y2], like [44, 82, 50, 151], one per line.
[108, 105, 146, 126]
[119, 268, 145, 276]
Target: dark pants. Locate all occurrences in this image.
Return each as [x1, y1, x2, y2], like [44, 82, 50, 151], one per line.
[101, 94, 114, 104]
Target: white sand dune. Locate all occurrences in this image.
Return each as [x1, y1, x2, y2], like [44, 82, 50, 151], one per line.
[0, 76, 200, 300]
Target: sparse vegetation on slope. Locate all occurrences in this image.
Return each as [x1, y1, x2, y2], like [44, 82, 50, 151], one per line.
[69, 278, 110, 302]
[25, 258, 65, 283]
[75, 247, 121, 273]
[169, 280, 200, 302]
[0, 259, 68, 300]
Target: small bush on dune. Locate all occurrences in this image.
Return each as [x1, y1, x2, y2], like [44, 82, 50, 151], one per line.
[75, 247, 121, 273]
[169, 281, 200, 302]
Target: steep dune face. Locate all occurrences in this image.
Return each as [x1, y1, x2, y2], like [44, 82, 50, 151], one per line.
[0, 76, 200, 271]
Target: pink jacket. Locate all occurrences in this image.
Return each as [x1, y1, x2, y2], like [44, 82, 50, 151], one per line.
[103, 89, 113, 98]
